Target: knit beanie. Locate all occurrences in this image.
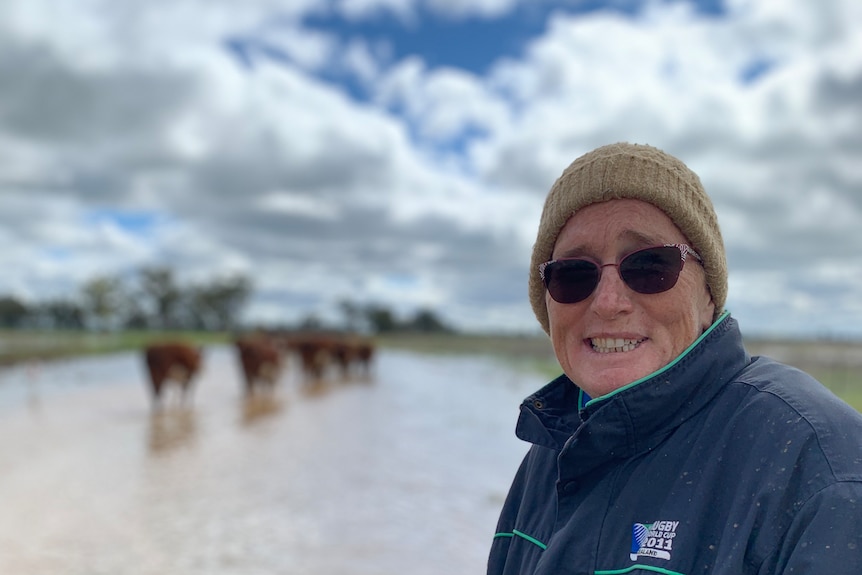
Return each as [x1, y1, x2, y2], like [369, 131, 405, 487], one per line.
[529, 142, 727, 335]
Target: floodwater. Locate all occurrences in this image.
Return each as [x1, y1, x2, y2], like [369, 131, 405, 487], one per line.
[0, 345, 548, 575]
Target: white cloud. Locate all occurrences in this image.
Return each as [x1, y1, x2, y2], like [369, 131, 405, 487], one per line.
[426, 0, 520, 19]
[376, 61, 511, 141]
[334, 0, 521, 22]
[257, 192, 341, 220]
[336, 0, 417, 23]
[0, 0, 860, 336]
[342, 38, 388, 86]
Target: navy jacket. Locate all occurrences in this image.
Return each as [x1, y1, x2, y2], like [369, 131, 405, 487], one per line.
[489, 314, 862, 574]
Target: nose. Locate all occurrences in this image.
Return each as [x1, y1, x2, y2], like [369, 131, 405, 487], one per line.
[589, 264, 633, 318]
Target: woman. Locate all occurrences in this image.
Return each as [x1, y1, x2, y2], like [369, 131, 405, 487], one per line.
[488, 143, 862, 574]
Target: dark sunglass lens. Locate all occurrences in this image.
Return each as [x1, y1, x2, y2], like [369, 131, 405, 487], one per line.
[619, 246, 683, 294]
[544, 260, 600, 303]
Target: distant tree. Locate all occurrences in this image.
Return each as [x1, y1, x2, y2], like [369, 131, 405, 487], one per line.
[138, 266, 181, 329]
[40, 299, 85, 329]
[298, 313, 323, 331]
[363, 304, 398, 333]
[188, 274, 252, 331]
[122, 299, 150, 330]
[0, 296, 29, 328]
[407, 308, 452, 333]
[338, 299, 363, 332]
[81, 276, 124, 330]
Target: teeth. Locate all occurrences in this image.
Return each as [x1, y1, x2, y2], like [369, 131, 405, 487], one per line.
[591, 337, 642, 353]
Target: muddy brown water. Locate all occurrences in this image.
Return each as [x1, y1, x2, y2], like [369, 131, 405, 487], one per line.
[0, 345, 547, 575]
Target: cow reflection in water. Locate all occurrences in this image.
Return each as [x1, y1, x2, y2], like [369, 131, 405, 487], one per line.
[148, 408, 197, 454]
[241, 394, 285, 426]
[234, 336, 283, 396]
[143, 342, 203, 409]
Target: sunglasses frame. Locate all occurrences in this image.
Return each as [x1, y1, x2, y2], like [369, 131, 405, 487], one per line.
[539, 243, 703, 304]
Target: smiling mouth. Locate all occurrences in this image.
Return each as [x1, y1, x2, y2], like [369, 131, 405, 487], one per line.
[590, 337, 646, 353]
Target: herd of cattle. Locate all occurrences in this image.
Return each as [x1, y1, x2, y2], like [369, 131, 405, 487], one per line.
[143, 331, 376, 406]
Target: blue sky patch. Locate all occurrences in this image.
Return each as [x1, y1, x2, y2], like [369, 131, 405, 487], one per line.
[384, 273, 419, 289]
[296, 0, 727, 77]
[740, 58, 776, 84]
[224, 0, 728, 100]
[42, 247, 72, 261]
[84, 209, 162, 235]
[302, 5, 545, 76]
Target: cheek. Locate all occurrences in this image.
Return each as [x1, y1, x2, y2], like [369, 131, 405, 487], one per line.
[546, 299, 582, 353]
[546, 295, 577, 330]
[677, 272, 714, 329]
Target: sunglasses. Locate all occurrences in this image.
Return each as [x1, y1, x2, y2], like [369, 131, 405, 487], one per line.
[539, 243, 703, 304]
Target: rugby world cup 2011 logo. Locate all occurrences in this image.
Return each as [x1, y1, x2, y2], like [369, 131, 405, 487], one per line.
[630, 521, 679, 561]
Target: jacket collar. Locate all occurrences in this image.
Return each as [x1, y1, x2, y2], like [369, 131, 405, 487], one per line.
[516, 314, 749, 474]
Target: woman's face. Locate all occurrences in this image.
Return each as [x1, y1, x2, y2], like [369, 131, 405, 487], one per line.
[546, 199, 715, 399]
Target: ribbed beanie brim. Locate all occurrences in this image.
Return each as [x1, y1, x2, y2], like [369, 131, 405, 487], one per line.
[529, 142, 727, 334]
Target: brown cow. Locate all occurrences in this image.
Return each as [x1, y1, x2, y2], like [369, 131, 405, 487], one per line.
[352, 338, 375, 377]
[292, 336, 331, 383]
[329, 338, 354, 379]
[330, 336, 376, 379]
[235, 336, 282, 395]
[143, 342, 203, 407]
[279, 332, 375, 383]
[277, 333, 333, 384]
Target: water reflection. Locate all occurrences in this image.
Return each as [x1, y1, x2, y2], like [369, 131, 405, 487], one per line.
[298, 378, 337, 399]
[147, 407, 197, 454]
[25, 366, 42, 413]
[0, 346, 544, 575]
[240, 394, 285, 426]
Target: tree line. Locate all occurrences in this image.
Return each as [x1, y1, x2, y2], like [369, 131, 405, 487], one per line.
[0, 267, 453, 334]
[0, 267, 251, 332]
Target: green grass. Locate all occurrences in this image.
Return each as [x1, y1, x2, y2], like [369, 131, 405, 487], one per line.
[804, 367, 862, 411]
[376, 331, 563, 377]
[0, 329, 230, 366]
[378, 332, 862, 410]
[376, 331, 555, 358]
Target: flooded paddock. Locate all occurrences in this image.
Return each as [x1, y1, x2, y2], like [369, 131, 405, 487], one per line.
[0, 345, 548, 575]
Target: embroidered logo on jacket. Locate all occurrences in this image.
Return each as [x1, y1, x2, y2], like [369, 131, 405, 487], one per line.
[630, 521, 678, 561]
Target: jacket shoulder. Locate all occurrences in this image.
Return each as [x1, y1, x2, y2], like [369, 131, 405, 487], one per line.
[734, 356, 862, 482]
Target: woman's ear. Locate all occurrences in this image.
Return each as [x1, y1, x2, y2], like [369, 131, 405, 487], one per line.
[700, 291, 716, 331]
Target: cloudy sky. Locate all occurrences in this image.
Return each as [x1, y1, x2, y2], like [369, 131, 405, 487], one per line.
[1, 0, 861, 338]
